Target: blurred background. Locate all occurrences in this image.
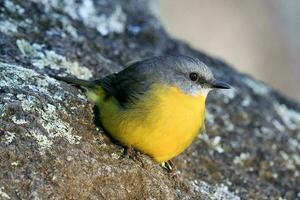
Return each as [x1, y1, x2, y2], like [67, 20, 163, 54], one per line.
[159, 0, 299, 101]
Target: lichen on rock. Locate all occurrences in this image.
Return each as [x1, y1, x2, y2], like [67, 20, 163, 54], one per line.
[0, 63, 81, 153]
[0, 20, 18, 34]
[16, 39, 93, 80]
[0, 0, 299, 199]
[41, 0, 126, 36]
[0, 186, 10, 200]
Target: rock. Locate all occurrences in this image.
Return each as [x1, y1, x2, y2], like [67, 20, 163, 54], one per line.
[0, 0, 299, 199]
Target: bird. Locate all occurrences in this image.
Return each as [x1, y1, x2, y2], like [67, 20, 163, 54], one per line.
[53, 55, 230, 166]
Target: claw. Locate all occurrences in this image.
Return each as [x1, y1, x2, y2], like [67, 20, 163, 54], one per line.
[161, 159, 177, 174]
[123, 146, 145, 167]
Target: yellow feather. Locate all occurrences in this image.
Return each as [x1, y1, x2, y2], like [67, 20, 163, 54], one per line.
[90, 83, 206, 163]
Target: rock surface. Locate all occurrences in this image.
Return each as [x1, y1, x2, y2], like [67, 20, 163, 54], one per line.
[0, 0, 299, 199]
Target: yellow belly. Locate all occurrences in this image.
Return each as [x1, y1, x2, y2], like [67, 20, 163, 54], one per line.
[90, 84, 206, 163]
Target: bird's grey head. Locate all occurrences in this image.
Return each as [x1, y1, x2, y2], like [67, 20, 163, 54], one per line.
[133, 55, 230, 97]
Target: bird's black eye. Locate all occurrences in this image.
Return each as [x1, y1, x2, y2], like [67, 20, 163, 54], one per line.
[189, 72, 199, 82]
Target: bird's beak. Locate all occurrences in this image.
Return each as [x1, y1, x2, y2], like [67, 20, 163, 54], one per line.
[211, 80, 231, 89]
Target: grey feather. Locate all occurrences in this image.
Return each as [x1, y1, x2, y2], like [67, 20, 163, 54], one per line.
[52, 55, 216, 108]
[99, 55, 214, 107]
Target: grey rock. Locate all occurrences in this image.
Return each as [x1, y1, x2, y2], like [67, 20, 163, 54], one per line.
[0, 0, 299, 199]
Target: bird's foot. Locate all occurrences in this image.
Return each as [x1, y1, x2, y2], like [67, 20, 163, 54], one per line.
[123, 146, 145, 167]
[161, 160, 189, 190]
[161, 159, 177, 174]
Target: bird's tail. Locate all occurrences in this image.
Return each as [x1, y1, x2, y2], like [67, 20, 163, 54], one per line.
[49, 74, 106, 102]
[50, 74, 96, 89]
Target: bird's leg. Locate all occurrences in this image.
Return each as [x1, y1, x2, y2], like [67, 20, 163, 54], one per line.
[162, 160, 189, 191]
[161, 159, 177, 174]
[123, 146, 145, 167]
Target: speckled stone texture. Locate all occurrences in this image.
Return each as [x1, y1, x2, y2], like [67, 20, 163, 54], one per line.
[0, 0, 299, 199]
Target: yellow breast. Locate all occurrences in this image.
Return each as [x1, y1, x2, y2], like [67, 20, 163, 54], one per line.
[90, 84, 206, 163]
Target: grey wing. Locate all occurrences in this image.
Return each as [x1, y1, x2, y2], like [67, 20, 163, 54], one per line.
[100, 62, 155, 108]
